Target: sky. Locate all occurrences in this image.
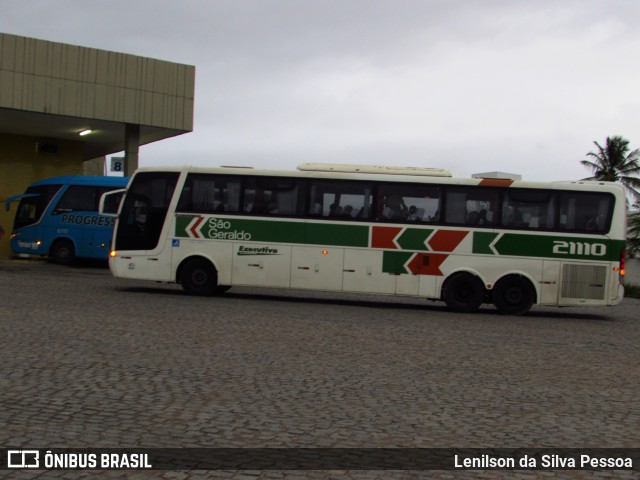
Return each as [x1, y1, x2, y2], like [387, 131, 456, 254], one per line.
[2, 0, 639, 181]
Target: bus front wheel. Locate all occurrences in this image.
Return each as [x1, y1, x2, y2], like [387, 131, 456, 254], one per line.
[179, 258, 218, 296]
[442, 272, 485, 313]
[51, 239, 76, 265]
[492, 275, 535, 316]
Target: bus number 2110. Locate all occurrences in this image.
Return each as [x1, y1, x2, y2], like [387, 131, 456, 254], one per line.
[552, 241, 606, 257]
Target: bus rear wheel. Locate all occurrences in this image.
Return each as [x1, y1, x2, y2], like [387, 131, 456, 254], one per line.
[492, 275, 535, 316]
[51, 239, 76, 265]
[179, 258, 218, 296]
[442, 272, 485, 313]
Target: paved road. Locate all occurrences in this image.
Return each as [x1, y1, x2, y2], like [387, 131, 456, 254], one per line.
[1, 259, 638, 479]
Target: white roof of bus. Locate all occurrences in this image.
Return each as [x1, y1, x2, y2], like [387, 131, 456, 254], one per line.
[298, 163, 452, 177]
[131, 164, 626, 195]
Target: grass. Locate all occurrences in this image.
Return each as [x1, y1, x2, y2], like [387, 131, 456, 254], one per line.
[625, 283, 640, 299]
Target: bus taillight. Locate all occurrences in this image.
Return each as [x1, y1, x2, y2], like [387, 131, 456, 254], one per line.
[619, 248, 626, 277]
[110, 250, 117, 258]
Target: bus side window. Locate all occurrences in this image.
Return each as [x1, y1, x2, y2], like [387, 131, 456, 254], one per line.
[444, 191, 469, 225]
[559, 192, 612, 233]
[240, 177, 300, 216]
[444, 188, 497, 226]
[377, 184, 441, 223]
[53, 186, 99, 214]
[502, 189, 554, 230]
[308, 180, 373, 221]
[177, 174, 242, 214]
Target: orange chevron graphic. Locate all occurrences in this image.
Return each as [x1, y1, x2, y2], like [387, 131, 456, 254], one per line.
[371, 226, 402, 249]
[406, 253, 448, 276]
[428, 230, 468, 252]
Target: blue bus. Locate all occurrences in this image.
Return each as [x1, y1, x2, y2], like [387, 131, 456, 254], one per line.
[5, 176, 128, 264]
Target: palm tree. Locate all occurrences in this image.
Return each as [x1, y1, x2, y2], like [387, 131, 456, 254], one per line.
[581, 136, 640, 202]
[628, 203, 640, 257]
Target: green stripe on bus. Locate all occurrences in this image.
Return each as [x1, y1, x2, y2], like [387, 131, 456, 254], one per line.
[306, 222, 369, 247]
[175, 216, 369, 247]
[472, 231, 625, 262]
[176, 216, 624, 263]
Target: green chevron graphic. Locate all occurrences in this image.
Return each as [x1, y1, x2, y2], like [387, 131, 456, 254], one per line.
[472, 232, 499, 255]
[396, 228, 433, 251]
[382, 251, 413, 274]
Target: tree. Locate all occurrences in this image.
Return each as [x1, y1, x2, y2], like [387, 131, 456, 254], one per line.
[581, 136, 640, 203]
[628, 204, 640, 258]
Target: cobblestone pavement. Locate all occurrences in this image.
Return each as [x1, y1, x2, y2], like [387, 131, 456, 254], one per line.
[1, 259, 638, 479]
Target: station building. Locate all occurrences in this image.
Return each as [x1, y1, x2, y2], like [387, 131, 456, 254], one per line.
[0, 33, 195, 257]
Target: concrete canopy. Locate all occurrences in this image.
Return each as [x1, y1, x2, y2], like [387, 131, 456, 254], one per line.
[0, 107, 187, 160]
[0, 32, 195, 163]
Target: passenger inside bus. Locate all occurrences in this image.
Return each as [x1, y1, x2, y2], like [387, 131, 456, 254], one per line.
[383, 194, 408, 220]
[328, 203, 342, 217]
[407, 205, 419, 221]
[341, 205, 354, 218]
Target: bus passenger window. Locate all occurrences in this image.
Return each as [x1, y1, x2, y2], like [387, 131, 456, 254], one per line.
[244, 178, 301, 216]
[177, 174, 242, 214]
[308, 180, 373, 221]
[559, 192, 612, 233]
[54, 186, 99, 213]
[502, 189, 554, 230]
[378, 184, 440, 223]
[445, 188, 497, 226]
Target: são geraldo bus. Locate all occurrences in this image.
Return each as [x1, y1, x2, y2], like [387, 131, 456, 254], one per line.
[6, 175, 128, 264]
[102, 164, 627, 315]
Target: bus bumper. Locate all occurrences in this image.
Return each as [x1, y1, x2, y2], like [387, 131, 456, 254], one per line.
[612, 283, 625, 305]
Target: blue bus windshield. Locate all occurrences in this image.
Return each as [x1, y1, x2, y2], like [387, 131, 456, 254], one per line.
[13, 184, 64, 229]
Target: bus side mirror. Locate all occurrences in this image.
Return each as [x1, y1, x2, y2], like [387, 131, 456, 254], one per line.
[99, 189, 126, 216]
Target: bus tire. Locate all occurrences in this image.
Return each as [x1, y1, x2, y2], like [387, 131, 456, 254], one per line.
[493, 274, 535, 316]
[442, 272, 485, 313]
[51, 239, 76, 265]
[179, 258, 218, 296]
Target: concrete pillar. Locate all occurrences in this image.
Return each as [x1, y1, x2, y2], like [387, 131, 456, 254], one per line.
[125, 124, 140, 177]
[83, 156, 106, 176]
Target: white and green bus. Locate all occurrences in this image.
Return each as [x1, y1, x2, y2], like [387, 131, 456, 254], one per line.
[103, 164, 627, 315]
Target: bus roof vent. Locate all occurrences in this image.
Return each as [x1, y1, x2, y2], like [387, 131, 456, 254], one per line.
[472, 171, 521, 180]
[297, 163, 452, 177]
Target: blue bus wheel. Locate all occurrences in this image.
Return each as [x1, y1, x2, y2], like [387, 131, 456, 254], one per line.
[51, 239, 76, 265]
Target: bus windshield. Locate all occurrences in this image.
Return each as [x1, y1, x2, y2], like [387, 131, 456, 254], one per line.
[114, 172, 179, 251]
[13, 184, 63, 229]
